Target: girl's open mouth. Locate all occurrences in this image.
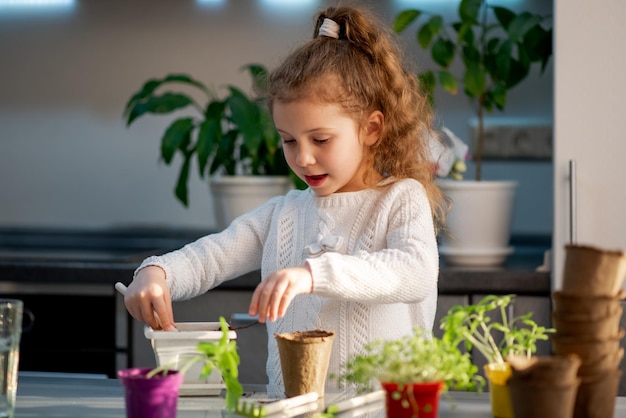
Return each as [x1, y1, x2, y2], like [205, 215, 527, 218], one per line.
[304, 174, 327, 187]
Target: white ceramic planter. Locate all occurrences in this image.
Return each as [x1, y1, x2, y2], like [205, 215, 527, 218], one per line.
[209, 175, 293, 230]
[438, 180, 517, 267]
[144, 322, 237, 396]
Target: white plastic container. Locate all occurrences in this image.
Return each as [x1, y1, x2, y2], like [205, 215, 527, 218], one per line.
[144, 322, 237, 396]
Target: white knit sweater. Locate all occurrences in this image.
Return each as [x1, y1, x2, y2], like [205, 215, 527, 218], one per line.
[137, 178, 439, 393]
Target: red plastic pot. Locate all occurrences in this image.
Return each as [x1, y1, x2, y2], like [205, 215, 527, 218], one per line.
[380, 381, 444, 418]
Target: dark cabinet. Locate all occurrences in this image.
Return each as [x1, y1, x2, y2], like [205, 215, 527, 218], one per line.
[7, 292, 124, 378]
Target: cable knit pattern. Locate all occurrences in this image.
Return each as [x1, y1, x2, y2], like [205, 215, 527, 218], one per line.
[135, 178, 439, 394]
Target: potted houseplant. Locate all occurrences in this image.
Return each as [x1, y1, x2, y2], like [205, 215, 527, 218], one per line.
[439, 294, 555, 418]
[124, 64, 298, 229]
[394, 0, 553, 266]
[118, 316, 243, 417]
[337, 328, 485, 418]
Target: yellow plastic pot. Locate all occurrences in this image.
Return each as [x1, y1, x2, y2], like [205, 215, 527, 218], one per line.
[484, 362, 513, 418]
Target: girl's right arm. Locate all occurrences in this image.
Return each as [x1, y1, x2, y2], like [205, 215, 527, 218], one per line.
[123, 194, 287, 329]
[123, 265, 176, 331]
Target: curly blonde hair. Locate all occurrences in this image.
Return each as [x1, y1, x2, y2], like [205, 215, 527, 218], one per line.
[267, 6, 446, 227]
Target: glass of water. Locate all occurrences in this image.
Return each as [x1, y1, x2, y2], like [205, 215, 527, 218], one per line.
[0, 299, 23, 418]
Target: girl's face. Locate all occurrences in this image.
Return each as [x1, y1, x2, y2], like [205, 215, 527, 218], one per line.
[273, 99, 382, 196]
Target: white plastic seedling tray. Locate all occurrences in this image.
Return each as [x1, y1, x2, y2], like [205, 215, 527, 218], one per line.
[144, 322, 237, 396]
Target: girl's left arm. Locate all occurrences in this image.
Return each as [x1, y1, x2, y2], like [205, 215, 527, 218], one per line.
[307, 181, 439, 304]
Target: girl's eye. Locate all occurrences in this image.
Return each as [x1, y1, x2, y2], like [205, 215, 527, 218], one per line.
[314, 138, 329, 144]
[282, 138, 296, 145]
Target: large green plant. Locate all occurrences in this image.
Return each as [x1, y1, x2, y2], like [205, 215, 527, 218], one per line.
[124, 64, 290, 206]
[394, 0, 552, 180]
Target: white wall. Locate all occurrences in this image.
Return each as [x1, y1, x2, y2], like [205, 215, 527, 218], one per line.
[553, 0, 626, 289]
[0, 0, 553, 232]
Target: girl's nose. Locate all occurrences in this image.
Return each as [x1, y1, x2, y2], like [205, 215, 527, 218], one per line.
[295, 145, 316, 167]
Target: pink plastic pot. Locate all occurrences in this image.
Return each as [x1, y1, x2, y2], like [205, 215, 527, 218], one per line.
[118, 368, 184, 418]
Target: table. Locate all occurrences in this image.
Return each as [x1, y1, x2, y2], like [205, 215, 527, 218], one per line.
[14, 373, 626, 418]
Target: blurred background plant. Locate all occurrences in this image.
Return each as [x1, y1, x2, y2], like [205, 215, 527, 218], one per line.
[395, 0, 552, 181]
[124, 64, 290, 206]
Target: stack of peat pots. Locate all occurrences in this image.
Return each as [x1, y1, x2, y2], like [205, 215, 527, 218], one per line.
[551, 244, 626, 418]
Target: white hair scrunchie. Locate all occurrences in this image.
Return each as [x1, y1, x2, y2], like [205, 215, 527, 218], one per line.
[319, 18, 340, 39]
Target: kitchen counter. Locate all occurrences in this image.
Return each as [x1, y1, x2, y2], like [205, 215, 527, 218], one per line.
[0, 226, 551, 294]
[0, 227, 553, 382]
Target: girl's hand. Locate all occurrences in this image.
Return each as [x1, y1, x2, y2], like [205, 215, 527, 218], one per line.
[124, 266, 176, 331]
[249, 266, 313, 323]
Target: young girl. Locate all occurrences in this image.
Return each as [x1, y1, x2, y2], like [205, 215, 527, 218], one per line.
[123, 6, 446, 393]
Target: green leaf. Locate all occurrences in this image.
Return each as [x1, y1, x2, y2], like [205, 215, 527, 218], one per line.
[459, 0, 482, 24]
[211, 130, 238, 175]
[124, 74, 209, 117]
[126, 93, 193, 126]
[492, 83, 507, 109]
[486, 37, 500, 55]
[394, 9, 421, 33]
[417, 24, 434, 49]
[516, 42, 531, 70]
[174, 152, 191, 207]
[456, 21, 475, 45]
[160, 118, 194, 164]
[242, 63, 269, 96]
[427, 15, 443, 33]
[493, 6, 516, 30]
[523, 25, 552, 65]
[495, 40, 513, 81]
[259, 106, 278, 153]
[124, 79, 162, 114]
[463, 64, 486, 98]
[432, 38, 455, 68]
[462, 45, 480, 67]
[439, 71, 458, 95]
[506, 57, 531, 88]
[196, 118, 221, 177]
[508, 12, 542, 43]
[539, 29, 553, 71]
[483, 90, 495, 112]
[228, 86, 263, 153]
[204, 99, 226, 119]
[159, 74, 210, 94]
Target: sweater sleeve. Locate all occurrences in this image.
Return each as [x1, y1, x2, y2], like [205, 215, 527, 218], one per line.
[307, 180, 439, 304]
[134, 197, 280, 300]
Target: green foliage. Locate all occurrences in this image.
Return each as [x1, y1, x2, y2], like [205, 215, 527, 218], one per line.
[394, 0, 552, 180]
[439, 294, 555, 365]
[147, 316, 243, 412]
[337, 328, 484, 393]
[124, 64, 292, 206]
[197, 317, 243, 412]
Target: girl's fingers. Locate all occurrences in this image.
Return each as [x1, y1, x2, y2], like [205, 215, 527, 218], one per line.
[278, 285, 296, 318]
[269, 279, 290, 322]
[248, 283, 262, 317]
[139, 301, 161, 330]
[251, 277, 284, 323]
[258, 281, 278, 323]
[151, 294, 174, 330]
[250, 267, 313, 323]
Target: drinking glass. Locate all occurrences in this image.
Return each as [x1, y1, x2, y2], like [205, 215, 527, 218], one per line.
[0, 299, 23, 418]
